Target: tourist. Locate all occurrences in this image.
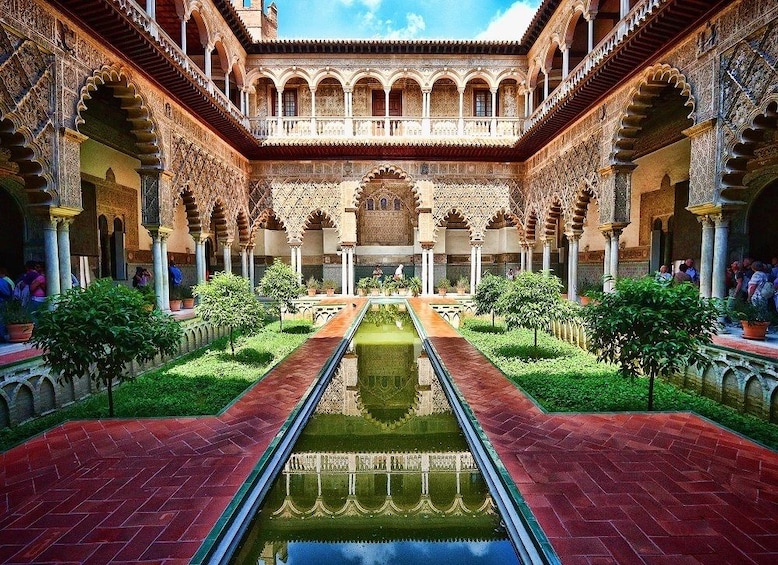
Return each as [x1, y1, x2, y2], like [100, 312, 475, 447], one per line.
[372, 265, 383, 279]
[506, 268, 515, 280]
[684, 258, 699, 285]
[672, 262, 692, 285]
[655, 264, 671, 282]
[28, 262, 47, 314]
[747, 261, 770, 306]
[168, 260, 183, 290]
[393, 264, 404, 280]
[132, 266, 151, 288]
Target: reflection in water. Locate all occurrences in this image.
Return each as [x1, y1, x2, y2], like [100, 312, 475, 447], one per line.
[231, 305, 520, 564]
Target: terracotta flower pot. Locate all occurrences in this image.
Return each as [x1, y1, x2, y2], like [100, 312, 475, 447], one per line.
[741, 320, 770, 340]
[307, 288, 317, 297]
[7, 322, 34, 343]
[169, 299, 182, 312]
[182, 298, 195, 309]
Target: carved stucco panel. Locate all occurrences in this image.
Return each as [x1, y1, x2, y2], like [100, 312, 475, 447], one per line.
[432, 182, 509, 242]
[270, 181, 342, 243]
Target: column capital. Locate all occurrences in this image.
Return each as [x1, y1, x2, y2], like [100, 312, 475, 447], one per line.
[598, 163, 636, 177]
[49, 206, 81, 222]
[564, 230, 583, 241]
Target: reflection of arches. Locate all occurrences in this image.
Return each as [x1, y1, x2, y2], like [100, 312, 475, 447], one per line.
[0, 186, 25, 278]
[747, 179, 778, 261]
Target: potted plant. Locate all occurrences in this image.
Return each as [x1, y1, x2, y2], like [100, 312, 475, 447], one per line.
[383, 279, 398, 296]
[406, 276, 422, 297]
[356, 277, 372, 297]
[306, 276, 320, 297]
[169, 285, 183, 311]
[322, 279, 338, 296]
[456, 276, 469, 295]
[437, 277, 451, 296]
[578, 279, 601, 305]
[396, 277, 408, 295]
[2, 298, 35, 342]
[181, 285, 195, 309]
[729, 297, 775, 340]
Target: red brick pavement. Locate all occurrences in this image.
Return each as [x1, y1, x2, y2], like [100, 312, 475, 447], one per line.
[408, 298, 778, 564]
[0, 301, 364, 564]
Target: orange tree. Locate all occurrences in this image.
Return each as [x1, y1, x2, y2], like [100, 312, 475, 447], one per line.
[30, 279, 182, 417]
[581, 276, 720, 410]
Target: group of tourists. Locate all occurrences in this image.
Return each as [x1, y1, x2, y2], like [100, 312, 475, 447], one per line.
[727, 257, 778, 311]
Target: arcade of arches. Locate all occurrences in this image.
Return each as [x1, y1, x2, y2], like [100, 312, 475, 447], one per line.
[0, 0, 777, 312]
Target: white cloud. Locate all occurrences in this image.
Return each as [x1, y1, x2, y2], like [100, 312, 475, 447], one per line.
[475, 1, 537, 41]
[338, 542, 398, 565]
[384, 12, 427, 39]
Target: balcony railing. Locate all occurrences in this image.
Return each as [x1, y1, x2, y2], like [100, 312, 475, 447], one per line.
[251, 116, 524, 140]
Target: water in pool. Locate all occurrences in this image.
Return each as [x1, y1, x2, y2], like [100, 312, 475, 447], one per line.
[230, 304, 521, 564]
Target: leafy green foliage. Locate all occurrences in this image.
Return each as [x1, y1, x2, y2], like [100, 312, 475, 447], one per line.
[194, 271, 265, 355]
[406, 276, 423, 296]
[495, 271, 577, 351]
[473, 272, 508, 326]
[581, 276, 720, 410]
[1, 298, 32, 324]
[459, 319, 778, 450]
[29, 279, 182, 416]
[0, 319, 312, 452]
[257, 259, 304, 331]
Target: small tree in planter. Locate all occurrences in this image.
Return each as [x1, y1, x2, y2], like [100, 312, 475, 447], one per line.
[258, 259, 304, 332]
[194, 271, 265, 356]
[456, 276, 469, 294]
[306, 276, 320, 296]
[495, 271, 575, 355]
[436, 278, 451, 295]
[322, 279, 338, 296]
[581, 276, 720, 410]
[473, 272, 508, 327]
[356, 277, 373, 296]
[29, 279, 182, 417]
[180, 285, 195, 309]
[406, 276, 423, 296]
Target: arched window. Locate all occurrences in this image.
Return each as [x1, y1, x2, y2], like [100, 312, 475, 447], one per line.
[366, 198, 374, 211]
[380, 197, 387, 210]
[394, 198, 401, 210]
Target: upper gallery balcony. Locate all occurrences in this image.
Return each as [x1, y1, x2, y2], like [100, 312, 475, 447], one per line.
[50, 0, 731, 159]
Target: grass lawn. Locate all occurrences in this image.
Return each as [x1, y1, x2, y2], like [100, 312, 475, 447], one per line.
[0, 319, 313, 452]
[459, 318, 778, 451]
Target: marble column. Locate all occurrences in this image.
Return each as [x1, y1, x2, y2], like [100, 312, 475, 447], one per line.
[428, 248, 435, 295]
[567, 232, 581, 301]
[248, 246, 255, 288]
[470, 245, 477, 294]
[520, 245, 527, 272]
[421, 247, 429, 296]
[602, 231, 612, 292]
[698, 215, 714, 298]
[542, 238, 552, 274]
[161, 235, 170, 308]
[240, 246, 248, 279]
[57, 218, 73, 291]
[222, 240, 232, 274]
[609, 229, 622, 289]
[197, 234, 209, 283]
[475, 243, 483, 286]
[42, 218, 61, 298]
[526, 242, 534, 273]
[712, 214, 730, 301]
[151, 232, 165, 310]
[347, 247, 355, 295]
[341, 248, 347, 296]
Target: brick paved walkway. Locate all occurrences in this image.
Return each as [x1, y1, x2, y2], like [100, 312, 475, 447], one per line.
[1, 299, 777, 564]
[409, 298, 778, 564]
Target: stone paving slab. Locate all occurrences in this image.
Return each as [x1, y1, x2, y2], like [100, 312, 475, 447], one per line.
[408, 298, 778, 564]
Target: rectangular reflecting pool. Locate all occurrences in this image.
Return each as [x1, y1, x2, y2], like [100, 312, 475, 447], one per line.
[229, 303, 521, 564]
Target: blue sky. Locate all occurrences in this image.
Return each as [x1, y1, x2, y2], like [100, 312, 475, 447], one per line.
[273, 0, 542, 41]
